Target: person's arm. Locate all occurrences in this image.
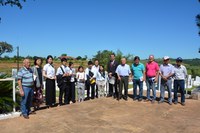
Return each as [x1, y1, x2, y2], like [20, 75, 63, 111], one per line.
[128, 65, 132, 82]
[166, 66, 174, 79]
[184, 66, 188, 79]
[159, 65, 166, 81]
[155, 64, 160, 83]
[18, 79, 24, 96]
[116, 66, 121, 81]
[43, 65, 49, 79]
[17, 70, 24, 96]
[142, 64, 146, 81]
[84, 69, 88, 81]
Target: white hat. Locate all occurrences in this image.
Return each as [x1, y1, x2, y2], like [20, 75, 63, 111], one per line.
[163, 56, 170, 60]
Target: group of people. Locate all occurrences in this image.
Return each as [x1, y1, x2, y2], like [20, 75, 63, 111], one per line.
[17, 53, 187, 119]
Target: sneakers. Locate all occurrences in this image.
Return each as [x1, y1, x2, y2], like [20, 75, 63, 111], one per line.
[144, 99, 151, 102]
[138, 98, 143, 102]
[158, 100, 164, 104]
[133, 98, 137, 101]
[151, 100, 155, 104]
[174, 101, 178, 104]
[22, 115, 29, 119]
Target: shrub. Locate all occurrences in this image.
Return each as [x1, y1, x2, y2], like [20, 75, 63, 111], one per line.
[0, 74, 19, 113]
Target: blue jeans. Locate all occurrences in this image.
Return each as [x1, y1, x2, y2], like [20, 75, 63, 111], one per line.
[133, 79, 143, 99]
[174, 80, 185, 103]
[146, 77, 156, 100]
[21, 87, 34, 116]
[160, 79, 172, 103]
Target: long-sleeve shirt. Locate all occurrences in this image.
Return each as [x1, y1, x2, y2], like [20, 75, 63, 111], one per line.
[174, 65, 187, 80]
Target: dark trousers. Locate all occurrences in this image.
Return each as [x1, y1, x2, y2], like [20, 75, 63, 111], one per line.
[174, 80, 185, 103]
[59, 82, 70, 105]
[119, 76, 129, 99]
[69, 82, 76, 103]
[85, 82, 95, 99]
[108, 79, 118, 97]
[96, 84, 98, 98]
[45, 79, 56, 106]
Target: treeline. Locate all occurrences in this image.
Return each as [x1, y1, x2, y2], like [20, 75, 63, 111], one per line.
[0, 50, 200, 77]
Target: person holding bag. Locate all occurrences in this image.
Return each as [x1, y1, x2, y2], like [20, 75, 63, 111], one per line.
[56, 58, 71, 106]
[32, 57, 44, 110]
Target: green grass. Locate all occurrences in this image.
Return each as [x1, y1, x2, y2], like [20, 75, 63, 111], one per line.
[185, 86, 196, 92]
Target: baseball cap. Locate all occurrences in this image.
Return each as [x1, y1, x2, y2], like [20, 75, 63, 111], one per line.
[163, 56, 170, 60]
[176, 57, 183, 62]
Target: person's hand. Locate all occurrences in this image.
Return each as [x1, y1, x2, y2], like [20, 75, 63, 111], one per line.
[109, 73, 112, 78]
[64, 73, 69, 77]
[162, 76, 167, 81]
[154, 78, 158, 83]
[118, 77, 121, 81]
[19, 89, 24, 97]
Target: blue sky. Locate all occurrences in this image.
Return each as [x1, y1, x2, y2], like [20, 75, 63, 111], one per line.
[0, 0, 200, 59]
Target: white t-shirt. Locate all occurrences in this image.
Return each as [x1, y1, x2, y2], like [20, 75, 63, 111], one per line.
[43, 64, 55, 78]
[76, 72, 85, 82]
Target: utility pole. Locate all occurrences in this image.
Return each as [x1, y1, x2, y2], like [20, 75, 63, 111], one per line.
[17, 46, 19, 71]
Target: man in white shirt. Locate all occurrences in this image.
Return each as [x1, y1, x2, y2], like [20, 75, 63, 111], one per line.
[92, 59, 99, 98]
[173, 57, 187, 106]
[116, 58, 132, 101]
[56, 58, 71, 105]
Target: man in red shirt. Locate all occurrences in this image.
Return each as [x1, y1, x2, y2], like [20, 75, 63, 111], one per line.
[145, 55, 159, 103]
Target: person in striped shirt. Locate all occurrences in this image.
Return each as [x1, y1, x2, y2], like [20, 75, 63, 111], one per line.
[18, 59, 34, 119]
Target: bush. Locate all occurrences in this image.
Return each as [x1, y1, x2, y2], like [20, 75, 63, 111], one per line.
[0, 74, 19, 114]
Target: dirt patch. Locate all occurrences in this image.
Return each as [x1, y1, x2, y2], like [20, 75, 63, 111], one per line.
[1, 97, 200, 133]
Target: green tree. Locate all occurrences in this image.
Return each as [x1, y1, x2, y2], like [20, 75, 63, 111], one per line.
[0, 0, 26, 9]
[61, 54, 67, 56]
[0, 42, 13, 57]
[93, 50, 113, 69]
[115, 49, 123, 64]
[76, 56, 82, 60]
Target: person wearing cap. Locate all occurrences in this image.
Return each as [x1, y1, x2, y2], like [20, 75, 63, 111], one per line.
[145, 55, 160, 103]
[56, 58, 71, 105]
[158, 56, 174, 105]
[173, 57, 187, 106]
[43, 55, 56, 107]
[131, 56, 145, 101]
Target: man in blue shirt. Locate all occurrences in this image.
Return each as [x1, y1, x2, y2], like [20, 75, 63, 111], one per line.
[18, 59, 34, 119]
[131, 56, 145, 101]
